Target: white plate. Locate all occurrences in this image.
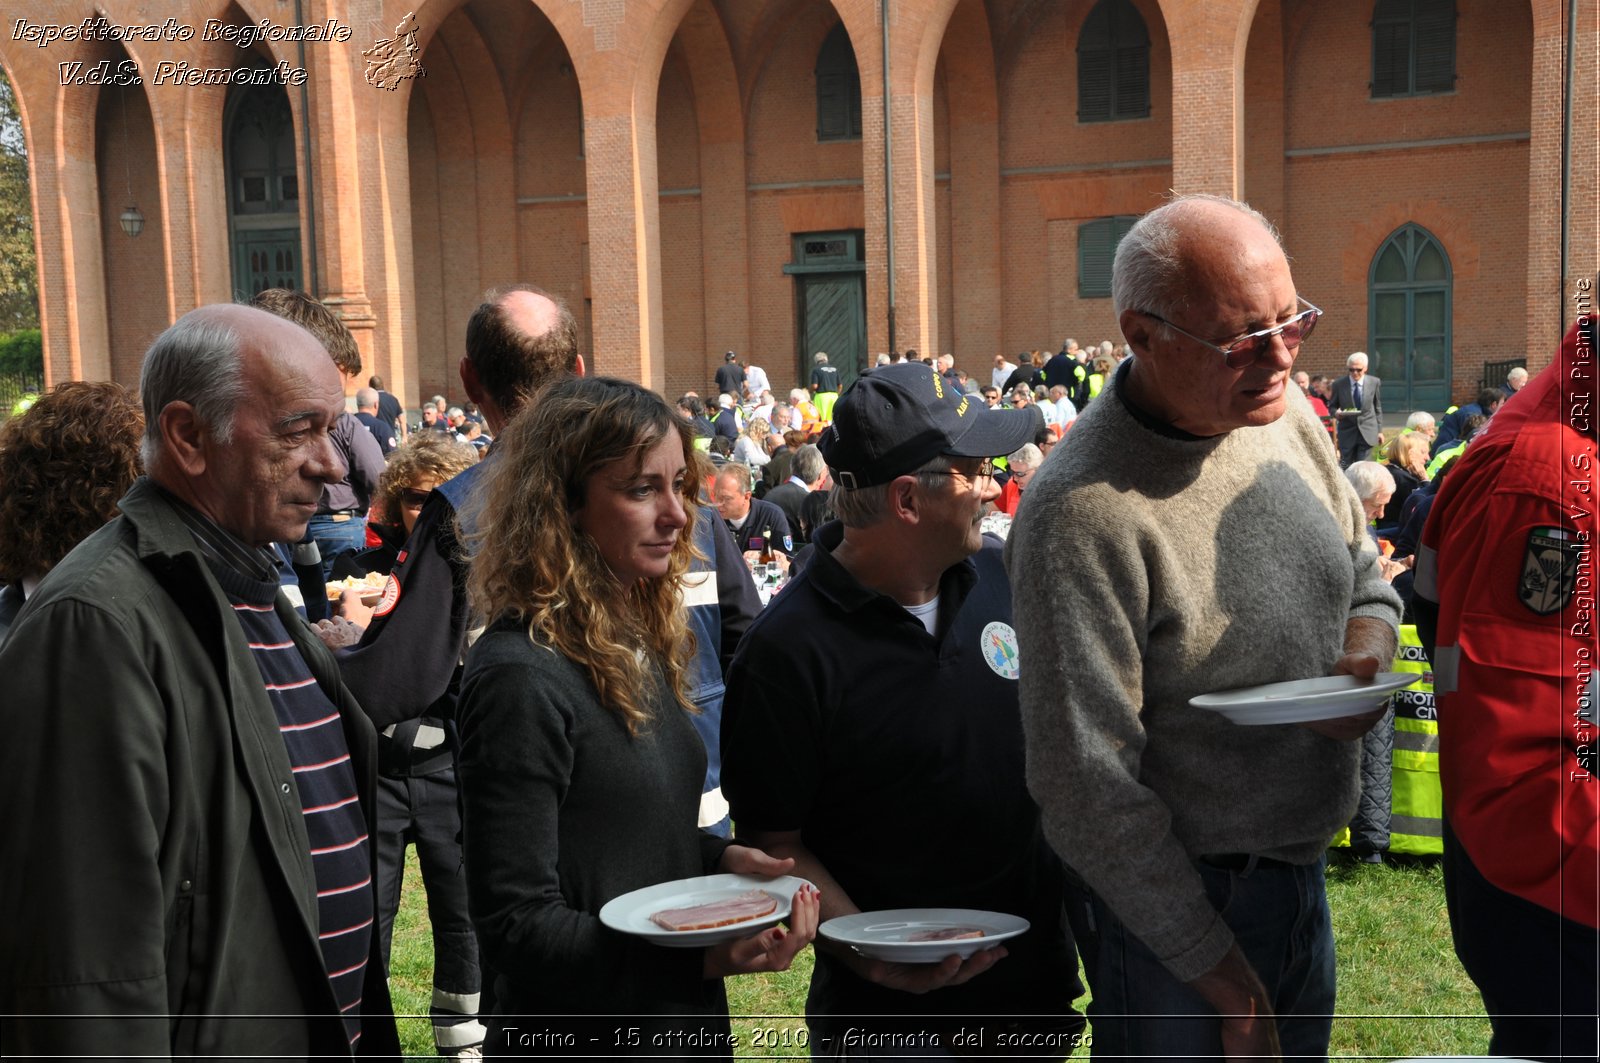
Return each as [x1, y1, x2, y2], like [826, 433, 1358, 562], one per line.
[1190, 671, 1421, 725]
[598, 873, 809, 948]
[819, 908, 1029, 964]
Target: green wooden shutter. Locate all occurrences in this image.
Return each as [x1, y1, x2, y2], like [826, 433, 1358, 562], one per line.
[1372, 19, 1410, 96]
[1413, 0, 1456, 93]
[1115, 43, 1151, 118]
[1079, 0, 1148, 123]
[1078, 51, 1112, 122]
[817, 72, 850, 140]
[816, 24, 860, 141]
[1077, 1, 1111, 122]
[1079, 220, 1114, 298]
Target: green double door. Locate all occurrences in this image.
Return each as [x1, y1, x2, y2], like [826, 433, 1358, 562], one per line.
[232, 231, 303, 299]
[1370, 226, 1452, 413]
[788, 232, 866, 393]
[1371, 287, 1449, 413]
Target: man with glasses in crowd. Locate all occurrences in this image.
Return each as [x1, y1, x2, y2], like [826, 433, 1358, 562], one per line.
[1330, 351, 1383, 467]
[1008, 194, 1400, 1060]
[712, 461, 794, 558]
[722, 363, 1086, 1058]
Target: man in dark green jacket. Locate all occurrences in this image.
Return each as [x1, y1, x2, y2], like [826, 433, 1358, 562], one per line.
[0, 305, 399, 1059]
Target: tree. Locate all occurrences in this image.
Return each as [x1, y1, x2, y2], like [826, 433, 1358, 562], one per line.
[0, 71, 40, 332]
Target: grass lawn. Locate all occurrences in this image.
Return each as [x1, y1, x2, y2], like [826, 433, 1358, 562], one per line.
[386, 850, 1490, 1059]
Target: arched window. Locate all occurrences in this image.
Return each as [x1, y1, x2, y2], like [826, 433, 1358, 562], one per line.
[1371, 0, 1456, 98]
[1077, 0, 1150, 123]
[1369, 224, 1452, 412]
[816, 23, 862, 141]
[228, 84, 297, 216]
[224, 82, 303, 298]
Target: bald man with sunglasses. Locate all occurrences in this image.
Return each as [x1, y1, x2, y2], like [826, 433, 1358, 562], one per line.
[1007, 195, 1400, 1062]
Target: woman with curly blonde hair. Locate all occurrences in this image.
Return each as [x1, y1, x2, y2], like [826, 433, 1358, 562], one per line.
[731, 414, 772, 469]
[457, 375, 816, 1055]
[0, 381, 143, 638]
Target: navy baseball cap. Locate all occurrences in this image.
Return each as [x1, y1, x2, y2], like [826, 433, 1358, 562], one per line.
[819, 363, 1042, 489]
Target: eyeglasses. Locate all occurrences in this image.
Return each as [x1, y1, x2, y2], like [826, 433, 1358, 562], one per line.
[923, 459, 996, 485]
[1140, 297, 1323, 369]
[400, 488, 433, 509]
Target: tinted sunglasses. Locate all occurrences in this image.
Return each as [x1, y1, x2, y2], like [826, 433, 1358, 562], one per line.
[400, 488, 433, 509]
[1141, 297, 1323, 369]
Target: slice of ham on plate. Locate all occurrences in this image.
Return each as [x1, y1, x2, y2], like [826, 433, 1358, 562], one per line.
[906, 926, 986, 942]
[820, 909, 1029, 964]
[599, 874, 813, 948]
[650, 888, 778, 931]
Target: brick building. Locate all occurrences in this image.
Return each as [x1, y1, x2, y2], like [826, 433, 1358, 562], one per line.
[3, 0, 1596, 415]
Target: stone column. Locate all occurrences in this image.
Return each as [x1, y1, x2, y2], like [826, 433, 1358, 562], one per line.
[0, 37, 112, 385]
[850, 0, 957, 358]
[577, 0, 686, 388]
[304, 0, 375, 386]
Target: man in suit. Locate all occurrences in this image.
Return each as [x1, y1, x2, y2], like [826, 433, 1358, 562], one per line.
[1331, 351, 1382, 467]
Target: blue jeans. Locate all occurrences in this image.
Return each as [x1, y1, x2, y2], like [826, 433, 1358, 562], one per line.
[1086, 856, 1336, 1061]
[304, 514, 368, 580]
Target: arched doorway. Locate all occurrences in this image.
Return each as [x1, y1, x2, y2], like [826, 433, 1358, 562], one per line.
[1369, 224, 1451, 412]
[224, 83, 302, 299]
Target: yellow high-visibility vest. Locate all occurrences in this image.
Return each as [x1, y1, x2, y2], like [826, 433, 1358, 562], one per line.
[1389, 624, 1442, 855]
[1427, 440, 1466, 478]
[1331, 624, 1442, 855]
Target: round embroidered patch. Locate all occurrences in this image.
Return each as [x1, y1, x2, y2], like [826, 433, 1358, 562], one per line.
[371, 573, 402, 618]
[981, 621, 1020, 680]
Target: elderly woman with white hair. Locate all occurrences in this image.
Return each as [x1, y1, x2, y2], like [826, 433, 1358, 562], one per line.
[1344, 461, 1410, 584]
[996, 443, 1043, 517]
[1344, 460, 1395, 527]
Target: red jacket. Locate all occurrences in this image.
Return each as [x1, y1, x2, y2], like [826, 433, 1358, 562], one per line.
[996, 477, 1023, 516]
[1419, 316, 1598, 928]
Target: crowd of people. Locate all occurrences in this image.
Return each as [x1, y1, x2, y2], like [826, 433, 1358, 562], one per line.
[0, 193, 1593, 1063]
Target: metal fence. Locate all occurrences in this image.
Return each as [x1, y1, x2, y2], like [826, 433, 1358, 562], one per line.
[0, 369, 44, 418]
[1480, 358, 1525, 394]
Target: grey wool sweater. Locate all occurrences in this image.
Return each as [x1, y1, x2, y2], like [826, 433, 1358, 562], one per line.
[1005, 365, 1400, 983]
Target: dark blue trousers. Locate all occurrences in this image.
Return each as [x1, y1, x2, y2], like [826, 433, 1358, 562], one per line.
[1442, 820, 1599, 1062]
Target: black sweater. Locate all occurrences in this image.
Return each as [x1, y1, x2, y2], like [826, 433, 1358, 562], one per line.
[457, 620, 733, 1057]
